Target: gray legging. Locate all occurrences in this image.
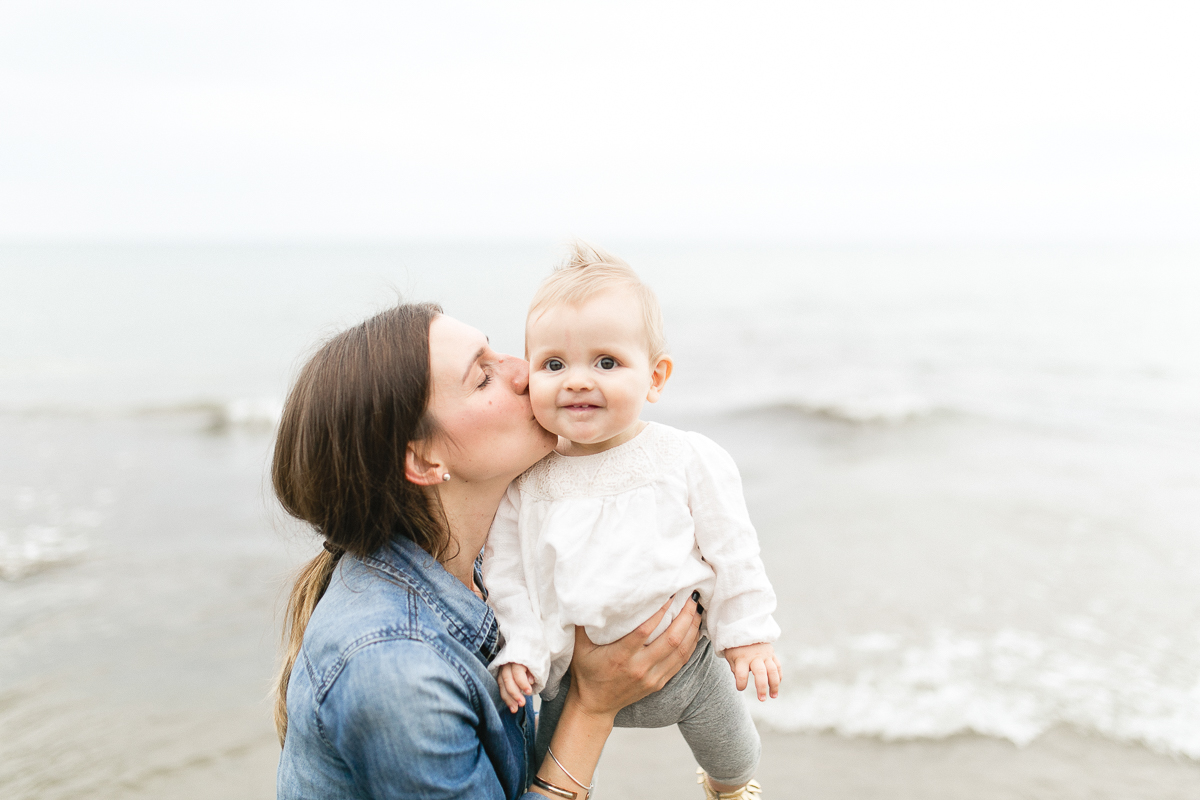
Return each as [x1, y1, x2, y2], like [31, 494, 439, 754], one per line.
[535, 636, 762, 787]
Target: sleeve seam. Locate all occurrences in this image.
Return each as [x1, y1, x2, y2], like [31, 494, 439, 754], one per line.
[314, 636, 484, 754]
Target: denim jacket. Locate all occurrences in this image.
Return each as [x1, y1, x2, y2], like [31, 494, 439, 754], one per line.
[277, 536, 543, 799]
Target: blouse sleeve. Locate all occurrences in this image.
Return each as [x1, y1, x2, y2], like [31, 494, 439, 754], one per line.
[684, 431, 781, 655]
[482, 484, 553, 693]
[323, 638, 546, 799]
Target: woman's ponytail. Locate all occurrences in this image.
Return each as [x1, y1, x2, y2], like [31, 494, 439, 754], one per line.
[273, 548, 340, 743]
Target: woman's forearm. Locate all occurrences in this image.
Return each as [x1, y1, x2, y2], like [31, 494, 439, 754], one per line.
[529, 684, 613, 797]
[528, 597, 701, 798]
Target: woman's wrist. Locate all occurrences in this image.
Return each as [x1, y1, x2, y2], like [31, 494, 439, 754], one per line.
[530, 688, 613, 798]
[560, 678, 620, 724]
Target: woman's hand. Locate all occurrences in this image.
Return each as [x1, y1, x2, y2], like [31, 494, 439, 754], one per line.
[567, 593, 702, 718]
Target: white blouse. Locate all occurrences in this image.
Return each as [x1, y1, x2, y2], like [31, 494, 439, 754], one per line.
[482, 422, 780, 699]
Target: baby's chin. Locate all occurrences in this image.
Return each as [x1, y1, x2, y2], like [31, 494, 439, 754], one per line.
[532, 408, 640, 450]
[552, 421, 621, 446]
[539, 425, 614, 451]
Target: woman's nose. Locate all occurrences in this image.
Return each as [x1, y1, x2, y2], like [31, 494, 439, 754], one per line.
[498, 354, 529, 394]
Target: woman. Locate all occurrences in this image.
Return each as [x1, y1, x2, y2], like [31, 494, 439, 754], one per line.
[272, 302, 701, 798]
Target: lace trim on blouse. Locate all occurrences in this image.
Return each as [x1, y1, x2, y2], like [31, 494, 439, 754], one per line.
[517, 423, 690, 500]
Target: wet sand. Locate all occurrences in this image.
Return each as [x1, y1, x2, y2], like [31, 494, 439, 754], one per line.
[118, 730, 279, 800]
[599, 727, 1200, 800]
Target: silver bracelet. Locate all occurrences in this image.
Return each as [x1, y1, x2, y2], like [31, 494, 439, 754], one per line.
[546, 746, 591, 795]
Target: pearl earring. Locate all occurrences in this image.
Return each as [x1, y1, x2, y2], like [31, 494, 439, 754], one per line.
[442, 473, 451, 482]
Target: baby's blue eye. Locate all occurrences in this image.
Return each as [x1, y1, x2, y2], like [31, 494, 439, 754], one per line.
[598, 357, 617, 370]
[546, 359, 564, 371]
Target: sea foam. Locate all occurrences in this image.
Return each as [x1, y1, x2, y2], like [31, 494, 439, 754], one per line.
[204, 397, 283, 431]
[751, 629, 1200, 759]
[0, 486, 106, 580]
[0, 524, 88, 580]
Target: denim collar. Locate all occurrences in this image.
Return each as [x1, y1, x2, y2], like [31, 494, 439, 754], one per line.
[362, 535, 499, 661]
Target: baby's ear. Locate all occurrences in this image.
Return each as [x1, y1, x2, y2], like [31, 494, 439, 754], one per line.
[646, 356, 674, 403]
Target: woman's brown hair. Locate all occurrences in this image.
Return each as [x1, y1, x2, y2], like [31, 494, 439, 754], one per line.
[271, 302, 447, 743]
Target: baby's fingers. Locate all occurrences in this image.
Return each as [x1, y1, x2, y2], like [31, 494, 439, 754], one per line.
[498, 683, 518, 713]
[766, 656, 782, 698]
[515, 667, 534, 697]
[499, 668, 525, 713]
[750, 657, 769, 701]
[731, 658, 749, 692]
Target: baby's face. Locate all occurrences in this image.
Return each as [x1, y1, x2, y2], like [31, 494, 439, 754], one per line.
[526, 288, 663, 453]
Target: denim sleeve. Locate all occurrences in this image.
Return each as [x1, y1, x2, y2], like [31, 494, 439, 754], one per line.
[320, 638, 544, 799]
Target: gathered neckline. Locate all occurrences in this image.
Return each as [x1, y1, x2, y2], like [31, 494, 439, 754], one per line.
[549, 420, 656, 462]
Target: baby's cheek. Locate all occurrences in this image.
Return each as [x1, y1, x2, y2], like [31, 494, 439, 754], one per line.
[528, 376, 561, 432]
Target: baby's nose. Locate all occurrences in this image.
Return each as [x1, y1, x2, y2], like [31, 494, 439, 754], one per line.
[563, 366, 593, 390]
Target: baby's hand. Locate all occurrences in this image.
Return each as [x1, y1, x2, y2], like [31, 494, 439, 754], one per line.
[723, 642, 782, 701]
[497, 663, 535, 713]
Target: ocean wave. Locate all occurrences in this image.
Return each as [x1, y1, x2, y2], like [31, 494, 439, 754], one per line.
[731, 394, 945, 424]
[0, 486, 112, 580]
[0, 397, 284, 431]
[198, 397, 283, 432]
[751, 629, 1200, 760]
[132, 398, 283, 430]
[0, 525, 88, 580]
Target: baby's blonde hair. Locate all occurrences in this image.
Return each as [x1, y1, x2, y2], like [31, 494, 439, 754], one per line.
[528, 241, 668, 361]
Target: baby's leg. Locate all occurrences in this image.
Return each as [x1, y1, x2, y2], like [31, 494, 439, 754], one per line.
[610, 638, 761, 787]
[539, 641, 760, 788]
[674, 642, 761, 787]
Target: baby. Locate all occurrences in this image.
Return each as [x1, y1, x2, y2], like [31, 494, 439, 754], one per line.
[483, 243, 781, 799]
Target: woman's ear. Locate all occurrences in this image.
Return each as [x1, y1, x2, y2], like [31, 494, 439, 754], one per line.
[646, 356, 674, 404]
[405, 444, 445, 486]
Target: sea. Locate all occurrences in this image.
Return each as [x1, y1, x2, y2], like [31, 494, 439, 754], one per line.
[1, 241, 1198, 797]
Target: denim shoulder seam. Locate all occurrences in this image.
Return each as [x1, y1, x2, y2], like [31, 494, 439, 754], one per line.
[313, 624, 421, 704]
[311, 629, 427, 753]
[313, 635, 486, 747]
[362, 552, 487, 648]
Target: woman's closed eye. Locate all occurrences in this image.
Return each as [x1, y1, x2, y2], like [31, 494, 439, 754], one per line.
[477, 368, 493, 389]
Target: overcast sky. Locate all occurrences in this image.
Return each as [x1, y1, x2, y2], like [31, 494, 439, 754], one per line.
[0, 1, 1196, 242]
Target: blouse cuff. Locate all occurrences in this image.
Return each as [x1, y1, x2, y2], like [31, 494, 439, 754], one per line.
[489, 642, 550, 695]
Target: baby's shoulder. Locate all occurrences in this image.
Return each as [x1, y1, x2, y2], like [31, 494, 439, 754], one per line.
[678, 427, 738, 468]
[516, 422, 695, 501]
